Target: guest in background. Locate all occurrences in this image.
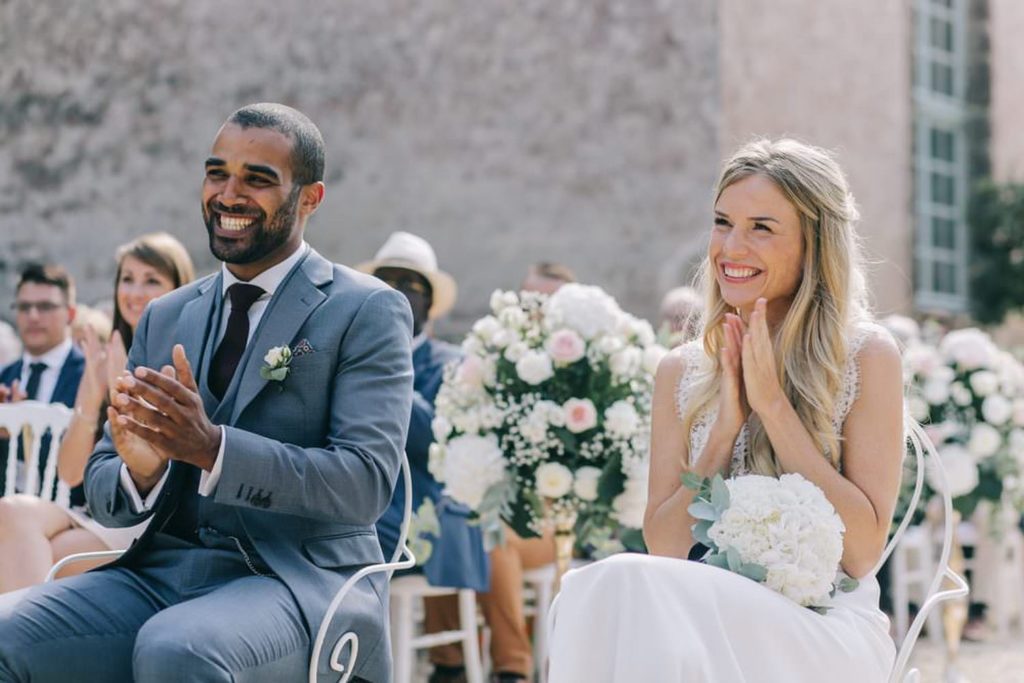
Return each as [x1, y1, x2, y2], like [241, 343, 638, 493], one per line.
[360, 231, 489, 683]
[71, 305, 113, 347]
[0, 234, 194, 593]
[658, 285, 704, 346]
[520, 261, 576, 295]
[0, 322, 19, 368]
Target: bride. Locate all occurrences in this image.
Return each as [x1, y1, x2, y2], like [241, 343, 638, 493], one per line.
[548, 139, 903, 682]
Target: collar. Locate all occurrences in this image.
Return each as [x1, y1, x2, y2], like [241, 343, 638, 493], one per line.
[221, 242, 309, 300]
[22, 336, 73, 371]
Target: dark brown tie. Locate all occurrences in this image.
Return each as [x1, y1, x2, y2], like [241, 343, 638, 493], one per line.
[209, 283, 265, 400]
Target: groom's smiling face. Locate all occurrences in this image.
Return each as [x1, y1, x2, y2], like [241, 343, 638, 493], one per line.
[202, 124, 305, 273]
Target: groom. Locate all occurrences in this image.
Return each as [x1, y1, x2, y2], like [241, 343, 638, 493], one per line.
[0, 103, 414, 682]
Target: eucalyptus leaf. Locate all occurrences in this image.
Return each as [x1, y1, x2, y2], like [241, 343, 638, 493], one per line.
[738, 562, 768, 582]
[705, 552, 729, 569]
[836, 577, 859, 593]
[726, 546, 742, 572]
[260, 367, 289, 382]
[687, 501, 719, 521]
[710, 475, 730, 512]
[681, 471, 706, 492]
[808, 605, 830, 615]
[692, 520, 713, 546]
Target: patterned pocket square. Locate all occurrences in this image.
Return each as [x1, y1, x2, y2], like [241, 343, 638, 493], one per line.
[291, 339, 315, 357]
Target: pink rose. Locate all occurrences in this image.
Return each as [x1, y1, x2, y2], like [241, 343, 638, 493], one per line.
[563, 398, 598, 434]
[545, 329, 586, 364]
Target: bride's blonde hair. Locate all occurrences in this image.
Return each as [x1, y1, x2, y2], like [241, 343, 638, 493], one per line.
[682, 138, 869, 475]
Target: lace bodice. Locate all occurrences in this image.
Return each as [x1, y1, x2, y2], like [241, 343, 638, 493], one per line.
[674, 323, 883, 474]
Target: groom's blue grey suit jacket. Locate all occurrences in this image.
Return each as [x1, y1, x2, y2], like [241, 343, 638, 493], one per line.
[83, 247, 414, 681]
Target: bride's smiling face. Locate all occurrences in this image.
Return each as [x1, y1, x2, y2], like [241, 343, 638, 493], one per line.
[710, 174, 805, 323]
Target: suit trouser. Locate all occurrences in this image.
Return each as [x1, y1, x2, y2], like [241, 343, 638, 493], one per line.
[0, 541, 309, 682]
[428, 528, 555, 678]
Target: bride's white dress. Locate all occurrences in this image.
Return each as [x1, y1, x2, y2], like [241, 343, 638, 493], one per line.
[548, 326, 896, 682]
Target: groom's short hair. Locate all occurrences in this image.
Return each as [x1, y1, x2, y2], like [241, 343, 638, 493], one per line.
[227, 103, 325, 186]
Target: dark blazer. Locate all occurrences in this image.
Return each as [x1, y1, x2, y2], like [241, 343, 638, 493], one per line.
[377, 338, 490, 590]
[0, 345, 85, 502]
[84, 248, 414, 682]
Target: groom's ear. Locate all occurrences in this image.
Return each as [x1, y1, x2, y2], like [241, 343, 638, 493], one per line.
[298, 182, 325, 218]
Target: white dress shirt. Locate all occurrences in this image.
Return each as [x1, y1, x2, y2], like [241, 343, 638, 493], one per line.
[18, 337, 73, 403]
[120, 242, 310, 512]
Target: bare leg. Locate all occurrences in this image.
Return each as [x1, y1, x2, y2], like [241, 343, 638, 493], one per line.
[50, 527, 118, 578]
[0, 496, 74, 592]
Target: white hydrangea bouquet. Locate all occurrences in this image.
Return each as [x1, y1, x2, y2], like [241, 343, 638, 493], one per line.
[901, 326, 1024, 522]
[429, 284, 668, 559]
[683, 472, 856, 610]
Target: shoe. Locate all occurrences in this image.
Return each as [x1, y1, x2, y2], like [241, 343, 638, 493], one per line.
[429, 665, 468, 683]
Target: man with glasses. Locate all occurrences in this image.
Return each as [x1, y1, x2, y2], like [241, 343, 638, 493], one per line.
[359, 232, 489, 683]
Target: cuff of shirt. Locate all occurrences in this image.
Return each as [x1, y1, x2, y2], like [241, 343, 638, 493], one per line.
[198, 426, 227, 497]
[118, 463, 169, 514]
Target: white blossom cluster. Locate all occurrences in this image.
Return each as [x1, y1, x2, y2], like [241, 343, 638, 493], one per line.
[709, 474, 846, 607]
[429, 284, 668, 548]
[894, 322, 1024, 514]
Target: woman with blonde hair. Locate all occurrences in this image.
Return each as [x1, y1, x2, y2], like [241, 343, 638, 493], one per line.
[0, 232, 194, 592]
[548, 139, 904, 681]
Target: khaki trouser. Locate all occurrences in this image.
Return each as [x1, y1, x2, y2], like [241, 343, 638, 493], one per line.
[427, 528, 556, 678]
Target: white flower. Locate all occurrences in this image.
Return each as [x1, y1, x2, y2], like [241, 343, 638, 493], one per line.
[951, 382, 973, 407]
[535, 462, 574, 498]
[498, 306, 529, 331]
[428, 442, 445, 480]
[461, 336, 484, 356]
[264, 346, 285, 367]
[968, 422, 1002, 459]
[905, 344, 942, 378]
[908, 396, 930, 423]
[940, 328, 998, 371]
[708, 474, 844, 607]
[573, 466, 602, 501]
[1010, 429, 1024, 461]
[596, 335, 625, 356]
[969, 371, 1000, 397]
[1013, 399, 1024, 427]
[431, 416, 452, 444]
[490, 289, 519, 314]
[490, 329, 515, 350]
[545, 329, 587, 364]
[516, 351, 554, 385]
[441, 434, 507, 509]
[537, 400, 566, 427]
[504, 341, 529, 363]
[519, 409, 550, 444]
[881, 315, 921, 347]
[929, 444, 979, 498]
[923, 379, 951, 406]
[451, 408, 482, 435]
[604, 400, 640, 438]
[545, 284, 624, 340]
[643, 345, 669, 376]
[981, 394, 1013, 426]
[609, 347, 643, 378]
[563, 398, 598, 433]
[455, 356, 486, 391]
[612, 477, 648, 528]
[621, 316, 656, 347]
[472, 316, 503, 345]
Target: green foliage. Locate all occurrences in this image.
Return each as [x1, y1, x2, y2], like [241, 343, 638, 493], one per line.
[969, 180, 1024, 324]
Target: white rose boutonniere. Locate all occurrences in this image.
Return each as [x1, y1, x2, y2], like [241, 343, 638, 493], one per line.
[261, 345, 293, 383]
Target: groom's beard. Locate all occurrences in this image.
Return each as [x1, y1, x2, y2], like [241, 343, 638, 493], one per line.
[204, 185, 300, 265]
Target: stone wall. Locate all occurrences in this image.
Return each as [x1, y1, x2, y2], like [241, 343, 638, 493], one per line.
[0, 0, 720, 334]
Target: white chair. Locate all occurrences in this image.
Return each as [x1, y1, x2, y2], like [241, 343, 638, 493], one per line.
[0, 400, 73, 503]
[883, 419, 971, 683]
[388, 575, 483, 683]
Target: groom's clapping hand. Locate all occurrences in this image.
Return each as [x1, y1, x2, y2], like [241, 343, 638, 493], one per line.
[111, 344, 222, 473]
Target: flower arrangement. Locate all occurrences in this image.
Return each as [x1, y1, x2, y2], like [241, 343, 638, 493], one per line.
[429, 284, 668, 556]
[683, 472, 856, 610]
[900, 326, 1024, 520]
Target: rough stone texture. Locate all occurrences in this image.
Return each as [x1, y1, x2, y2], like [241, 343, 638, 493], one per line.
[989, 0, 1024, 183]
[0, 0, 720, 333]
[718, 0, 914, 316]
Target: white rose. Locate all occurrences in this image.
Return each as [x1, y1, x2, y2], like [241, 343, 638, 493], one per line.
[516, 351, 554, 385]
[563, 398, 598, 433]
[908, 396, 930, 423]
[545, 329, 587, 364]
[504, 341, 529, 363]
[431, 416, 452, 444]
[604, 400, 640, 438]
[929, 444, 979, 498]
[923, 379, 950, 406]
[969, 371, 999, 397]
[951, 382, 973, 407]
[264, 347, 283, 367]
[881, 315, 921, 347]
[968, 422, 1002, 459]
[428, 442, 445, 480]
[490, 289, 519, 314]
[461, 336, 484, 356]
[609, 347, 643, 378]
[1013, 399, 1024, 427]
[490, 329, 515, 350]
[904, 344, 942, 378]
[622, 317, 656, 347]
[643, 345, 669, 376]
[981, 394, 1013, 426]
[455, 356, 486, 390]
[612, 477, 648, 529]
[537, 400, 566, 427]
[498, 306, 528, 331]
[472, 316, 503, 345]
[940, 328, 998, 370]
[545, 284, 624, 340]
[441, 434, 507, 509]
[596, 335, 625, 356]
[535, 462, 574, 499]
[573, 466, 602, 501]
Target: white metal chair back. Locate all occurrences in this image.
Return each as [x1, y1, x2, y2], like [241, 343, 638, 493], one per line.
[881, 417, 970, 683]
[0, 401, 73, 504]
[308, 452, 417, 683]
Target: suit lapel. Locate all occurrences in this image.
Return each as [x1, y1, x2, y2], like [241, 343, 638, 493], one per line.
[228, 249, 332, 424]
[50, 347, 84, 407]
[176, 274, 222, 418]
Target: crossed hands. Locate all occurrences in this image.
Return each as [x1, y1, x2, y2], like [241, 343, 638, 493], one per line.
[716, 298, 787, 440]
[108, 344, 221, 494]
